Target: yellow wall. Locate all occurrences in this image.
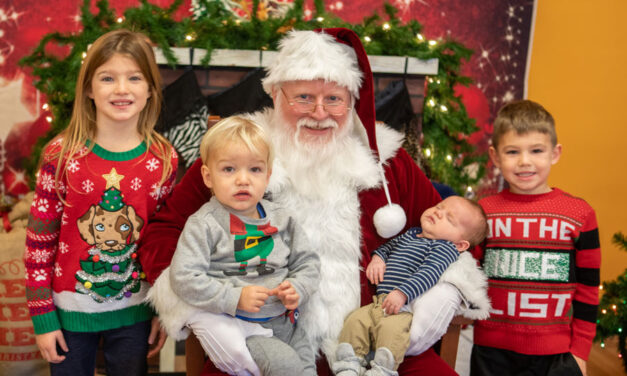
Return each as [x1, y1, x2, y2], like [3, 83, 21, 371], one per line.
[528, 1, 627, 283]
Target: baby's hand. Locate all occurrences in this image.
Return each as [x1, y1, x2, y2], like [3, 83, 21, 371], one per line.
[269, 280, 300, 310]
[366, 255, 386, 285]
[381, 290, 407, 315]
[238, 285, 271, 312]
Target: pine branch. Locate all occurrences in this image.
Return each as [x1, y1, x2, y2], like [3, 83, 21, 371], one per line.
[595, 231, 627, 372]
[613, 232, 627, 251]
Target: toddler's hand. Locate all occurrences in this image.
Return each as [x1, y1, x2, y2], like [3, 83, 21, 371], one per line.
[381, 290, 407, 315]
[238, 285, 271, 312]
[366, 255, 386, 285]
[269, 280, 300, 310]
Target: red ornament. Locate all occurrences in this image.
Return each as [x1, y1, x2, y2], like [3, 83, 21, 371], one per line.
[3, 111, 53, 198]
[93, 255, 100, 262]
[2, 165, 29, 197]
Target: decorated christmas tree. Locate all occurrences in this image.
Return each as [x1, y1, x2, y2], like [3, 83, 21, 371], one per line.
[75, 186, 143, 303]
[596, 232, 627, 371]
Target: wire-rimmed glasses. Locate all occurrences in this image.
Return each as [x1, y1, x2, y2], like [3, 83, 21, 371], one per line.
[280, 87, 350, 116]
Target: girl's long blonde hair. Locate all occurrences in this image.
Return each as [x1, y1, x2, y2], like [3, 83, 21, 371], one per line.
[47, 29, 173, 198]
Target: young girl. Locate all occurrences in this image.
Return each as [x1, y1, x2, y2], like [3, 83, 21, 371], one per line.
[24, 29, 177, 375]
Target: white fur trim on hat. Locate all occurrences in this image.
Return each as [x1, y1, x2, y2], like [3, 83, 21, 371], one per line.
[262, 30, 363, 98]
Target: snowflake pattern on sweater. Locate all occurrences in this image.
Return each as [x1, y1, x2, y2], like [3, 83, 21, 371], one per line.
[25, 140, 177, 334]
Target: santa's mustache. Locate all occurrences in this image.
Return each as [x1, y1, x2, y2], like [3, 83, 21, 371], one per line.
[296, 118, 339, 130]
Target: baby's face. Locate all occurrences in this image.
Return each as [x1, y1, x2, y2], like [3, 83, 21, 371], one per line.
[420, 196, 473, 248]
[201, 141, 271, 218]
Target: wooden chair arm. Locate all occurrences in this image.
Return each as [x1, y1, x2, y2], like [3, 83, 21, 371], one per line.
[439, 315, 473, 369]
[185, 333, 205, 376]
[450, 315, 473, 326]
[207, 115, 221, 128]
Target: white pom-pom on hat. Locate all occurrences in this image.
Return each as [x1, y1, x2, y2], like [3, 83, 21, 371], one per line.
[374, 203, 407, 239]
[373, 162, 407, 238]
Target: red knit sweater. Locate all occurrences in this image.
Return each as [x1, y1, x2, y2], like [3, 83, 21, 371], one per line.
[473, 188, 600, 360]
[25, 140, 177, 334]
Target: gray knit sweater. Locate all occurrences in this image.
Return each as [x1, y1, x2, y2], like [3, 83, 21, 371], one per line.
[169, 197, 320, 321]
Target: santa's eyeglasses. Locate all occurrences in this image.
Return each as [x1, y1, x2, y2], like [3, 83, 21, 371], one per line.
[280, 87, 351, 116]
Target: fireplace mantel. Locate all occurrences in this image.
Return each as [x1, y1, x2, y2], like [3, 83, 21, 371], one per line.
[155, 47, 438, 75]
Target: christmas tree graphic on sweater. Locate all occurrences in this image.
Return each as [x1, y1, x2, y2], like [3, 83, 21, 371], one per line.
[75, 168, 145, 303]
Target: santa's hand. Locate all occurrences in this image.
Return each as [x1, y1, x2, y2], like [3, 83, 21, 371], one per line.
[238, 285, 271, 312]
[366, 255, 386, 285]
[269, 280, 300, 310]
[381, 290, 407, 315]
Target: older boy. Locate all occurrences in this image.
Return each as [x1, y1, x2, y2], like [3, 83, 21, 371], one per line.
[148, 116, 320, 376]
[334, 196, 488, 376]
[471, 100, 601, 376]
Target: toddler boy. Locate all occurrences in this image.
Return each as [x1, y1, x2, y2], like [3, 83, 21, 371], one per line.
[148, 116, 320, 376]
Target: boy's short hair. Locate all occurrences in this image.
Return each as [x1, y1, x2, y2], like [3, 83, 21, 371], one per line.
[492, 100, 557, 149]
[199, 116, 274, 169]
[464, 199, 489, 247]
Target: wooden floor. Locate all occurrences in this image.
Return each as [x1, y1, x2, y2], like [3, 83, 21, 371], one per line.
[122, 335, 627, 375]
[588, 337, 626, 376]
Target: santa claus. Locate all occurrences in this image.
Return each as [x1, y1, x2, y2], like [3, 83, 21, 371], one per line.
[140, 28, 489, 375]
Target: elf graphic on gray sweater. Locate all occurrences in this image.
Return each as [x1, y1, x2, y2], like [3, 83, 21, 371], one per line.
[225, 215, 276, 276]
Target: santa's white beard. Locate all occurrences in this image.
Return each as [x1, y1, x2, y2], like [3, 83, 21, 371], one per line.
[260, 105, 382, 358]
[267, 106, 374, 199]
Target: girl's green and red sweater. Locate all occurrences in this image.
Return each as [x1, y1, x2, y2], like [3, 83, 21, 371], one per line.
[25, 140, 177, 334]
[473, 188, 600, 360]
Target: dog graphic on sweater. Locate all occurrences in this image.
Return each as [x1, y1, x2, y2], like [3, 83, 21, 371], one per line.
[77, 204, 143, 252]
[74, 186, 144, 302]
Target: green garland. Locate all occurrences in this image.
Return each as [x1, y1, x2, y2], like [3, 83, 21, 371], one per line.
[19, 0, 486, 194]
[596, 232, 627, 372]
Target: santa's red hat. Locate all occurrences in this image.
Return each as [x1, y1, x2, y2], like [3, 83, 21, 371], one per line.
[263, 28, 407, 238]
